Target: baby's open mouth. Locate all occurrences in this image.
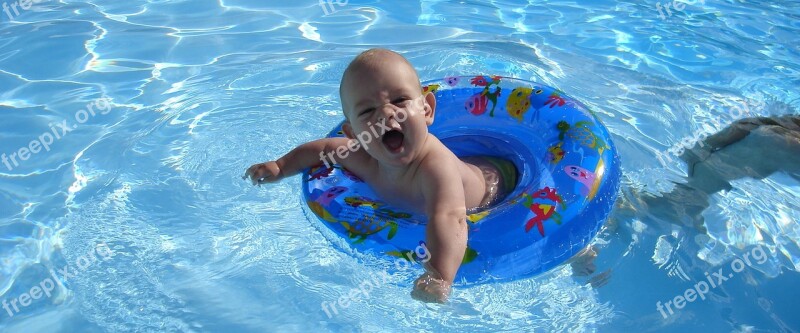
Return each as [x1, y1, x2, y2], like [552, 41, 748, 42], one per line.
[382, 129, 405, 153]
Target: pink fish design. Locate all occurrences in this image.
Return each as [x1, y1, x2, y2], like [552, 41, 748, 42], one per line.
[315, 186, 347, 206]
[565, 165, 596, 196]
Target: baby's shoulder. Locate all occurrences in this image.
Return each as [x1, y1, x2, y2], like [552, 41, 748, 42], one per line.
[424, 136, 462, 163]
[337, 147, 379, 178]
[416, 146, 465, 180]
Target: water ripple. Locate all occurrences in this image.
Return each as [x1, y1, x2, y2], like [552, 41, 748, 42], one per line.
[1, 0, 799, 332]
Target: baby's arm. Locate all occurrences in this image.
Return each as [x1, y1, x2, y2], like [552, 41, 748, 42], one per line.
[412, 158, 468, 303]
[245, 137, 350, 184]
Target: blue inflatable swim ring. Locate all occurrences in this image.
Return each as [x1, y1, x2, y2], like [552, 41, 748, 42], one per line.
[302, 76, 621, 284]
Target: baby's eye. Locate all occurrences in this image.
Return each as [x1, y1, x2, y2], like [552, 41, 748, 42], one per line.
[392, 97, 411, 107]
[358, 107, 375, 117]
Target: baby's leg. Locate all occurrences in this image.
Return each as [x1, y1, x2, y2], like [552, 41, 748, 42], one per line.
[462, 156, 518, 210]
[643, 115, 800, 230]
[682, 115, 800, 194]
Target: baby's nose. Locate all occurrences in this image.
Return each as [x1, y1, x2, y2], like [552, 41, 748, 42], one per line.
[377, 103, 399, 119]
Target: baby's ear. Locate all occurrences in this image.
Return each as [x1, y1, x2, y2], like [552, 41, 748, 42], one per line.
[423, 92, 436, 126]
[341, 121, 356, 140]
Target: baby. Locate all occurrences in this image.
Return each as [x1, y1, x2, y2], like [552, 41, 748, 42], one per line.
[245, 48, 516, 303]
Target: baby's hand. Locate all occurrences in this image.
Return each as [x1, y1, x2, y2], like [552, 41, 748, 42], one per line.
[244, 161, 281, 185]
[411, 270, 451, 304]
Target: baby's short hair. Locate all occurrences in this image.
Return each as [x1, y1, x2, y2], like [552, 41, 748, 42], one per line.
[339, 49, 421, 118]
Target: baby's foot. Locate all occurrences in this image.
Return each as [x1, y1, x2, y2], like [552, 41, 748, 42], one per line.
[411, 267, 451, 303]
[569, 245, 598, 276]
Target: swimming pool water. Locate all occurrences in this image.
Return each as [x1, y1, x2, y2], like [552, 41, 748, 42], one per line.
[0, 0, 798, 332]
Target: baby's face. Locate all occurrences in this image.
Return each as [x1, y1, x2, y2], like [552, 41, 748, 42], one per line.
[341, 58, 435, 166]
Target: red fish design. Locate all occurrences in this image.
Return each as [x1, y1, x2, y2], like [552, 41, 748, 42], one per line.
[544, 92, 567, 108]
[468, 75, 502, 116]
[465, 92, 488, 115]
[523, 187, 565, 236]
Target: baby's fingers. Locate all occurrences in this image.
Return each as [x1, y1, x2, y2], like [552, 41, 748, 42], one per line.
[411, 273, 450, 303]
[254, 174, 273, 185]
[244, 162, 281, 186]
[244, 164, 266, 185]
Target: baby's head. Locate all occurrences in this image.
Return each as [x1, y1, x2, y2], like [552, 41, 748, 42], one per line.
[339, 49, 437, 166]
